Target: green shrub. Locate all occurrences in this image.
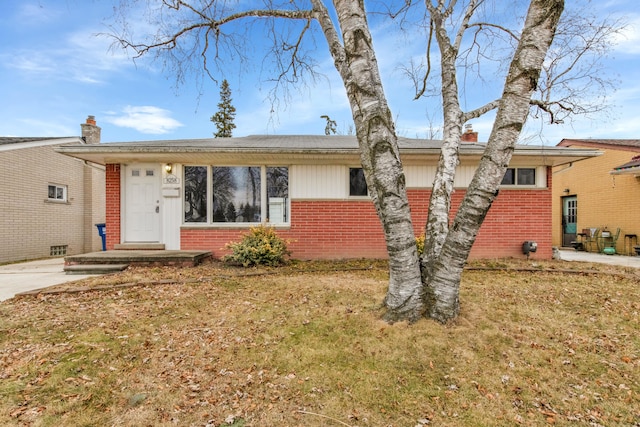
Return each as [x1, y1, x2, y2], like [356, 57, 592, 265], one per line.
[416, 234, 425, 256]
[223, 225, 291, 267]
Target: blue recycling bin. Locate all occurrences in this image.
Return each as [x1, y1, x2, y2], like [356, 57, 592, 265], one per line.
[95, 223, 106, 251]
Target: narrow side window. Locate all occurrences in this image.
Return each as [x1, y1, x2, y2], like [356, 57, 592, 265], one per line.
[349, 168, 368, 196]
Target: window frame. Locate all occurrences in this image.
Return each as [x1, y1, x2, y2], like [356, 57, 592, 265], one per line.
[47, 183, 68, 203]
[348, 167, 369, 198]
[182, 165, 290, 227]
[500, 167, 538, 187]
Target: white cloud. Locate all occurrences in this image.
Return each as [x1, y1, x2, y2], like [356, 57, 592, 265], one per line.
[2, 31, 132, 85]
[104, 106, 184, 134]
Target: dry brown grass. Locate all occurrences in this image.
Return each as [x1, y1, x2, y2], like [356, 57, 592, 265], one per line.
[0, 259, 638, 426]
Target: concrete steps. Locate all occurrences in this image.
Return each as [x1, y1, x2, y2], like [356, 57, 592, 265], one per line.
[64, 250, 212, 268]
[64, 264, 129, 275]
[113, 243, 165, 250]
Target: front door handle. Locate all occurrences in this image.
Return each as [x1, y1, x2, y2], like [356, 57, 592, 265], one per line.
[156, 206, 159, 213]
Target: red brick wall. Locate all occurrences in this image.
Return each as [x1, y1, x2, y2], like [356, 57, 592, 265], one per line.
[181, 200, 388, 260]
[105, 164, 121, 250]
[181, 186, 552, 260]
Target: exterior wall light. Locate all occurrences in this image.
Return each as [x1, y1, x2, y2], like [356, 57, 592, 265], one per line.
[522, 241, 538, 256]
[165, 163, 173, 173]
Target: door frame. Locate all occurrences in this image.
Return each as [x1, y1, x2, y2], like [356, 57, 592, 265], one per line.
[122, 163, 162, 243]
[561, 195, 578, 247]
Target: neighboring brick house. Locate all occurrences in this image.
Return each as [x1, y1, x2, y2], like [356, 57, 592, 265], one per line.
[0, 117, 105, 264]
[553, 139, 640, 255]
[56, 132, 597, 260]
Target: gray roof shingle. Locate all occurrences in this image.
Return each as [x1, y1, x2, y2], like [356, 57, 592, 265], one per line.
[0, 136, 77, 146]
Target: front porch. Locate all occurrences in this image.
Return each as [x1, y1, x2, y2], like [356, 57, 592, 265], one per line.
[64, 249, 212, 274]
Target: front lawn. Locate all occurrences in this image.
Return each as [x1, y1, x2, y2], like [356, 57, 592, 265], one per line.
[1, 259, 638, 426]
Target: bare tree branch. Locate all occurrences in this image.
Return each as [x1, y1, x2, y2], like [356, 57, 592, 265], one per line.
[463, 99, 500, 122]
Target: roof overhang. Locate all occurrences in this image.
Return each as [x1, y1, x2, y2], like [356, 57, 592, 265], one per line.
[610, 156, 640, 175]
[0, 137, 84, 152]
[54, 135, 601, 167]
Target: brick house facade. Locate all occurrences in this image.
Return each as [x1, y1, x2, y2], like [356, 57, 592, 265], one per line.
[0, 117, 105, 264]
[553, 139, 640, 255]
[59, 134, 597, 261]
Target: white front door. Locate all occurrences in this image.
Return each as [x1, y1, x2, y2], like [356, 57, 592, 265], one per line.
[125, 164, 161, 242]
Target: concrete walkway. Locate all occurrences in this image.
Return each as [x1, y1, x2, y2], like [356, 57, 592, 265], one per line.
[0, 258, 99, 302]
[557, 249, 640, 268]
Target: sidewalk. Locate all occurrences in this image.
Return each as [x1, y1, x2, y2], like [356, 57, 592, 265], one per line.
[558, 249, 640, 268]
[0, 258, 99, 302]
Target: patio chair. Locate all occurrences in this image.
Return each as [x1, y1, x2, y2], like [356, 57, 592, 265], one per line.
[600, 228, 620, 254]
[584, 228, 599, 252]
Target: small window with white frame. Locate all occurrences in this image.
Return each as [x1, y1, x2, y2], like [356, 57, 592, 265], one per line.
[501, 168, 536, 186]
[48, 184, 67, 202]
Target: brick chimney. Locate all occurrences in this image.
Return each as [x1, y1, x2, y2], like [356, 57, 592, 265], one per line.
[81, 115, 101, 144]
[461, 124, 478, 143]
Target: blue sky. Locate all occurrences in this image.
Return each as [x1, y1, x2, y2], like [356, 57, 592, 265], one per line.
[1, 0, 639, 144]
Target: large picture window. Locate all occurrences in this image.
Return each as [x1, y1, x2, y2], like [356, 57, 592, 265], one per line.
[213, 166, 261, 223]
[184, 165, 289, 225]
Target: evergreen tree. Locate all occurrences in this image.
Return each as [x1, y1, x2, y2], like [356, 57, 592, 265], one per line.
[211, 79, 236, 137]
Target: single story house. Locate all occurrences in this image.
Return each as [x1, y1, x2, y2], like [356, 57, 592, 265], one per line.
[56, 132, 598, 260]
[553, 139, 640, 255]
[0, 117, 105, 264]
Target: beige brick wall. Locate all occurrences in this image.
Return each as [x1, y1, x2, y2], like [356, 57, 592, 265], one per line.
[0, 142, 105, 263]
[552, 146, 640, 254]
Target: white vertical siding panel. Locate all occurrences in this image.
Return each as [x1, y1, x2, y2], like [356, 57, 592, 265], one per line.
[405, 165, 478, 188]
[291, 165, 347, 199]
[453, 165, 476, 187]
[162, 164, 181, 249]
[405, 165, 436, 187]
[163, 193, 182, 249]
[537, 166, 548, 188]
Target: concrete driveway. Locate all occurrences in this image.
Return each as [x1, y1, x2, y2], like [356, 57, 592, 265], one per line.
[0, 258, 100, 302]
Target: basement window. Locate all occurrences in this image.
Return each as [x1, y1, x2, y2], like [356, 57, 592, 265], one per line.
[50, 245, 67, 256]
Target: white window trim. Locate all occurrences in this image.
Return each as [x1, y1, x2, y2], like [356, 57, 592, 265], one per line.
[500, 166, 546, 188]
[47, 183, 68, 203]
[348, 166, 370, 198]
[182, 165, 291, 227]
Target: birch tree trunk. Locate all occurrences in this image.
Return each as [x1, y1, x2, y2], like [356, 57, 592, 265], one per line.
[420, 2, 467, 279]
[424, 0, 565, 322]
[312, 0, 424, 322]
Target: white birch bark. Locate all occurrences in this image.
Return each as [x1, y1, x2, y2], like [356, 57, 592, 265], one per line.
[420, 1, 470, 276]
[312, 0, 424, 322]
[424, 0, 565, 322]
